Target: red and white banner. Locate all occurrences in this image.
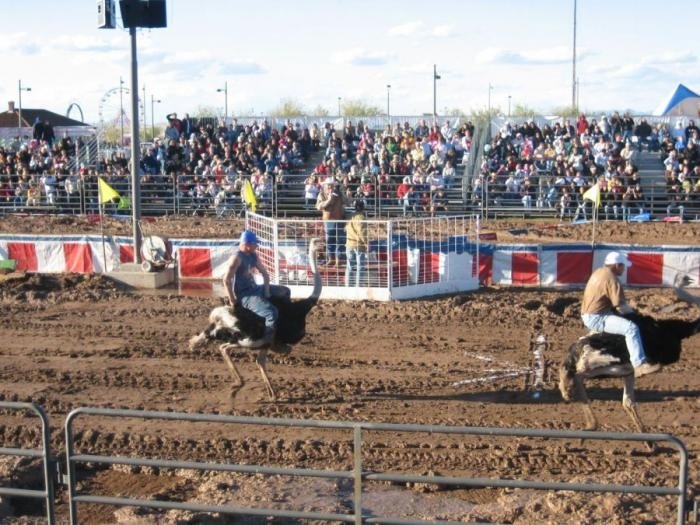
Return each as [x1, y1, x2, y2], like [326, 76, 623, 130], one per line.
[490, 244, 700, 288]
[1, 235, 698, 290]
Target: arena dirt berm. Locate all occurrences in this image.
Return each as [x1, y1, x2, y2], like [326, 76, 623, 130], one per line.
[0, 214, 698, 523]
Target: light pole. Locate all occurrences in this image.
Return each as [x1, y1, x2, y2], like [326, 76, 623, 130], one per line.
[142, 84, 147, 140]
[487, 83, 494, 136]
[150, 95, 161, 140]
[433, 65, 441, 120]
[119, 76, 125, 146]
[217, 81, 228, 122]
[18, 80, 31, 129]
[508, 95, 512, 118]
[337, 96, 341, 117]
[386, 84, 391, 125]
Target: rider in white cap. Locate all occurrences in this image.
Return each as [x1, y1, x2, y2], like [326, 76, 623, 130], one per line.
[580, 251, 661, 378]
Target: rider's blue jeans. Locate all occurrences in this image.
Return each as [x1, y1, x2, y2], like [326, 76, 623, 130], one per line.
[581, 312, 647, 366]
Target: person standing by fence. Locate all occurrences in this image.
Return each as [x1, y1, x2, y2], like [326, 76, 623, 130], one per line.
[316, 178, 346, 266]
[345, 200, 368, 287]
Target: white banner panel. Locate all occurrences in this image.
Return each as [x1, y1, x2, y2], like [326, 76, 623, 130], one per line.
[35, 241, 66, 273]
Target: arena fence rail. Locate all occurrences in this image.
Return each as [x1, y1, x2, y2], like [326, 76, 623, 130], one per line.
[62, 406, 692, 525]
[0, 401, 56, 525]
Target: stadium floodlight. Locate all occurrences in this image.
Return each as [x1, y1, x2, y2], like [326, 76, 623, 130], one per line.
[18, 80, 31, 129]
[387, 84, 391, 125]
[433, 65, 441, 119]
[150, 95, 161, 139]
[217, 81, 229, 122]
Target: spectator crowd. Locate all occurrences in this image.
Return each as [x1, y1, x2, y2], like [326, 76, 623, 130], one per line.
[305, 118, 473, 216]
[476, 111, 700, 221]
[2, 109, 699, 221]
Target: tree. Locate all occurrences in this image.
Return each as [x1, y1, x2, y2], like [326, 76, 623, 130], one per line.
[270, 98, 306, 117]
[549, 105, 579, 118]
[444, 107, 467, 118]
[468, 107, 502, 124]
[341, 99, 382, 117]
[512, 104, 537, 119]
[309, 105, 330, 117]
[192, 105, 218, 119]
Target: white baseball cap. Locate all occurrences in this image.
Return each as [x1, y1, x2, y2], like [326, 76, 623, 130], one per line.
[604, 251, 631, 267]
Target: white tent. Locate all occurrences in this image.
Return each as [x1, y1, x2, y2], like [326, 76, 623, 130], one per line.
[654, 84, 700, 116]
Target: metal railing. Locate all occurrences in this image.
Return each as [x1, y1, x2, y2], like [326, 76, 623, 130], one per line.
[0, 171, 471, 219]
[64, 406, 691, 525]
[0, 402, 56, 525]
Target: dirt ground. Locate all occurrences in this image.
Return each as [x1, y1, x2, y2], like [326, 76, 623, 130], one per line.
[0, 215, 699, 524]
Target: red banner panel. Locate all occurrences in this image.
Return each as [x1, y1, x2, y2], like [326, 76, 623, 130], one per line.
[512, 252, 539, 285]
[8, 242, 38, 272]
[119, 244, 134, 263]
[178, 247, 213, 278]
[627, 253, 662, 285]
[63, 243, 94, 273]
[476, 254, 492, 284]
[557, 251, 593, 284]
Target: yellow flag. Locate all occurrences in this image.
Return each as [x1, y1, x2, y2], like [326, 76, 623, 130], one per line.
[243, 179, 257, 212]
[582, 184, 601, 207]
[98, 178, 120, 204]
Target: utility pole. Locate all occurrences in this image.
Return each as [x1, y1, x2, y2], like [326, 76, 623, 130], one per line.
[18, 79, 31, 129]
[142, 84, 147, 140]
[217, 81, 228, 123]
[386, 84, 391, 126]
[433, 65, 441, 120]
[150, 95, 161, 140]
[119, 76, 125, 146]
[487, 83, 494, 136]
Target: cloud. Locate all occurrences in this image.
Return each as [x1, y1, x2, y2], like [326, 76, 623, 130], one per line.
[52, 34, 122, 53]
[389, 21, 423, 36]
[587, 63, 665, 81]
[0, 33, 41, 55]
[332, 48, 394, 67]
[219, 61, 266, 75]
[389, 22, 453, 39]
[431, 25, 454, 38]
[642, 52, 697, 66]
[476, 46, 576, 65]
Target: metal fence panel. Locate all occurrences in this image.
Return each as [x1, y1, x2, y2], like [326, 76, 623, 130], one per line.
[244, 213, 480, 300]
[64, 406, 690, 525]
[0, 402, 56, 525]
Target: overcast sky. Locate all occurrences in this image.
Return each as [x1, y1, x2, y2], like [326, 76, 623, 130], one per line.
[2, 0, 698, 125]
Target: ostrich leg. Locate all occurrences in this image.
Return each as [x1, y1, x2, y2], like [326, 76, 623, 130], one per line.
[621, 374, 654, 450]
[219, 344, 244, 397]
[255, 348, 276, 401]
[573, 375, 598, 431]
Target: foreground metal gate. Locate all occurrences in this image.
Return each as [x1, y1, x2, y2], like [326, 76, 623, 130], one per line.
[0, 402, 55, 524]
[64, 407, 691, 525]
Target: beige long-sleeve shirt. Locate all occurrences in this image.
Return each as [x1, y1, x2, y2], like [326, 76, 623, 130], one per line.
[581, 266, 626, 315]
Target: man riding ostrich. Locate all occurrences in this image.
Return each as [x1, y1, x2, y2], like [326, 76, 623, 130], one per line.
[189, 230, 321, 400]
[560, 252, 700, 438]
[580, 251, 660, 378]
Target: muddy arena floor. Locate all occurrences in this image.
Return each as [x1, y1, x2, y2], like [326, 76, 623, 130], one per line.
[0, 215, 699, 524]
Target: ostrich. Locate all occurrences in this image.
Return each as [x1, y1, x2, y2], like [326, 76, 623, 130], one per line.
[559, 276, 700, 437]
[190, 239, 322, 400]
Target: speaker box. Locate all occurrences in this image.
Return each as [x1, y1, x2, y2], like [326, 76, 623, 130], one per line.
[140, 0, 166, 27]
[119, 0, 166, 28]
[97, 0, 116, 29]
